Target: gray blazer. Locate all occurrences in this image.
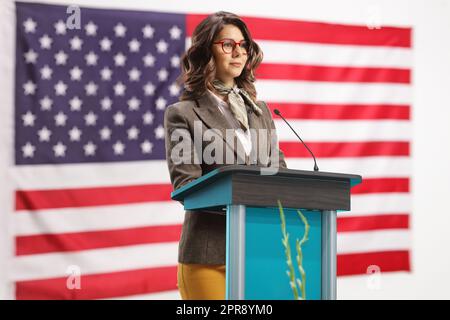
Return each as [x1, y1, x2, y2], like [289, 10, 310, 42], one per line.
[164, 91, 287, 265]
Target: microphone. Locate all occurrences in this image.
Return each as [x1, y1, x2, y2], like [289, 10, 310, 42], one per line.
[273, 108, 319, 172]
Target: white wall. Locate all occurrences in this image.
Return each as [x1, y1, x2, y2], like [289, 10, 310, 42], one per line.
[2, 0, 450, 299]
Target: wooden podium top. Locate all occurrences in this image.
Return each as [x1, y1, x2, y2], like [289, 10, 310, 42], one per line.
[171, 165, 362, 211]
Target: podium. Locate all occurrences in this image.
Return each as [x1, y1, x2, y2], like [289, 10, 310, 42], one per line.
[171, 165, 362, 300]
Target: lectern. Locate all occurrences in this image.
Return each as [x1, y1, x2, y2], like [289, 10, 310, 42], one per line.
[171, 165, 362, 300]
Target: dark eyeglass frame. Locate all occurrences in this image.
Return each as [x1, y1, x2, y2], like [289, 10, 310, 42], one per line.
[213, 38, 249, 54]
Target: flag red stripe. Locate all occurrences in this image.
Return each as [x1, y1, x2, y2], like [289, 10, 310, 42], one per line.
[280, 141, 410, 157]
[337, 250, 411, 276]
[16, 224, 182, 256]
[186, 14, 411, 47]
[257, 63, 410, 83]
[268, 103, 410, 120]
[337, 214, 409, 232]
[352, 178, 409, 194]
[15, 265, 177, 300]
[15, 183, 173, 211]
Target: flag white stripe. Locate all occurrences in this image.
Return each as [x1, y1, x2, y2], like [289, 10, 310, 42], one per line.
[11, 242, 178, 282]
[15, 202, 185, 236]
[286, 157, 411, 178]
[275, 120, 411, 142]
[187, 38, 412, 68]
[258, 40, 412, 68]
[11, 160, 171, 189]
[344, 193, 411, 217]
[256, 80, 411, 104]
[338, 229, 411, 254]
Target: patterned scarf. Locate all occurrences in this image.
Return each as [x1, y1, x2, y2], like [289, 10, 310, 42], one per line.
[211, 79, 262, 131]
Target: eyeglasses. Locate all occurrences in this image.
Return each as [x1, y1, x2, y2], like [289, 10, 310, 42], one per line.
[213, 38, 249, 54]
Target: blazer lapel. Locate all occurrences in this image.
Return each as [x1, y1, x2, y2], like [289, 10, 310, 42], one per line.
[247, 102, 270, 165]
[193, 92, 228, 132]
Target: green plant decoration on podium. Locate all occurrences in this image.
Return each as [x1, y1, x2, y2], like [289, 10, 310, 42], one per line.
[278, 200, 310, 300]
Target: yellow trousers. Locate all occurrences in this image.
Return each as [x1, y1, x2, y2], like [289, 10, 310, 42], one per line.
[177, 263, 226, 300]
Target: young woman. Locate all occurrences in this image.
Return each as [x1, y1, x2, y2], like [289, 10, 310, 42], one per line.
[164, 11, 287, 300]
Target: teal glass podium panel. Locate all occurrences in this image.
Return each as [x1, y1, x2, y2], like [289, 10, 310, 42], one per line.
[244, 206, 322, 300]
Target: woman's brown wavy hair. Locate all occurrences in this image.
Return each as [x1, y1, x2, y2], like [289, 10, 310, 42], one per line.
[178, 11, 263, 102]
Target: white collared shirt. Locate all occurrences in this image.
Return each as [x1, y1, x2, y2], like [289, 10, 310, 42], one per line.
[207, 89, 252, 156]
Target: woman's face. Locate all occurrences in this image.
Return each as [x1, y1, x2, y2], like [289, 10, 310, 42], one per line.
[211, 24, 248, 87]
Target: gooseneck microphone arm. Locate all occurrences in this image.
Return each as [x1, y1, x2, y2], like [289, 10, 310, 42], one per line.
[273, 108, 319, 172]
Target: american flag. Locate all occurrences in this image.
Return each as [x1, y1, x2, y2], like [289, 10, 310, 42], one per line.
[6, 2, 411, 299]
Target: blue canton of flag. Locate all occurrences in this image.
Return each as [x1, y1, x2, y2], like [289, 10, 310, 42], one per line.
[15, 2, 186, 165]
